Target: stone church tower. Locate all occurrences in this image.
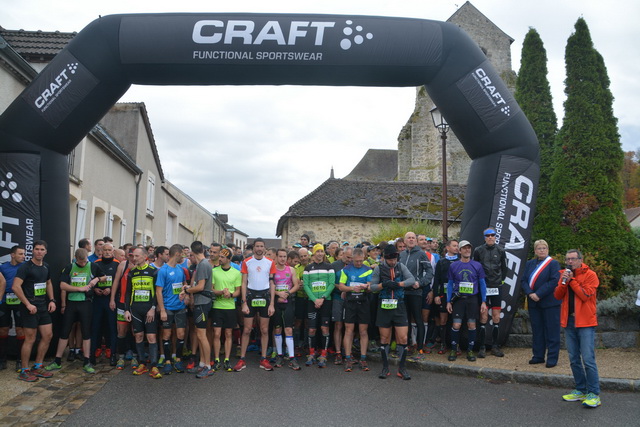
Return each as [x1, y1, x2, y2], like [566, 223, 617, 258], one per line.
[397, 2, 517, 184]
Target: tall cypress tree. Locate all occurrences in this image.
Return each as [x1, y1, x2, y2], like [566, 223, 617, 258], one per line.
[515, 28, 558, 244]
[547, 18, 638, 287]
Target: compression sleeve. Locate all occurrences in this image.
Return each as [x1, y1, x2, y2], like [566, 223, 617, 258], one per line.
[479, 278, 487, 303]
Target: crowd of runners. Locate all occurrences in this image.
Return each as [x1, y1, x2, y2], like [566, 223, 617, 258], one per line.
[0, 229, 510, 382]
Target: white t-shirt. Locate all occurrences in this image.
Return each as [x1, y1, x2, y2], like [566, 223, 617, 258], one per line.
[241, 256, 273, 291]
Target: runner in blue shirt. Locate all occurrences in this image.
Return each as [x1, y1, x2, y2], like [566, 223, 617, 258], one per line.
[156, 244, 189, 375]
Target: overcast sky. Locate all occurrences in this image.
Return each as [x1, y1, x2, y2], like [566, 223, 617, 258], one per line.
[4, 0, 639, 239]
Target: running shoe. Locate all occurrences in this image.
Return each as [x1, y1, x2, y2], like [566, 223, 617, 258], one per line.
[260, 358, 274, 371]
[360, 359, 370, 371]
[187, 364, 202, 374]
[18, 369, 38, 382]
[478, 346, 486, 358]
[174, 360, 185, 373]
[397, 367, 411, 380]
[233, 359, 247, 372]
[116, 358, 125, 370]
[223, 360, 233, 372]
[67, 350, 75, 362]
[31, 366, 53, 378]
[162, 361, 173, 375]
[274, 355, 284, 368]
[582, 393, 601, 408]
[235, 346, 242, 357]
[186, 359, 196, 372]
[562, 390, 587, 402]
[448, 349, 457, 362]
[45, 361, 62, 371]
[94, 347, 102, 358]
[369, 340, 380, 353]
[105, 348, 112, 359]
[83, 363, 96, 374]
[158, 356, 166, 366]
[149, 366, 162, 379]
[467, 350, 476, 362]
[334, 353, 343, 365]
[408, 350, 422, 362]
[196, 366, 214, 378]
[491, 346, 505, 357]
[212, 360, 222, 371]
[437, 344, 447, 354]
[344, 359, 353, 372]
[305, 354, 316, 366]
[75, 350, 84, 361]
[110, 354, 117, 367]
[133, 364, 148, 375]
[131, 357, 139, 369]
[289, 358, 301, 371]
[15, 360, 22, 373]
[317, 356, 327, 368]
[378, 366, 390, 379]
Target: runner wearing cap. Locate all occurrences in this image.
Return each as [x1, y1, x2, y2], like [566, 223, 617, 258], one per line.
[369, 245, 416, 380]
[446, 240, 487, 362]
[473, 227, 508, 358]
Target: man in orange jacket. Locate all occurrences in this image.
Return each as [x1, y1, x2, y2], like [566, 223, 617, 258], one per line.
[554, 249, 601, 408]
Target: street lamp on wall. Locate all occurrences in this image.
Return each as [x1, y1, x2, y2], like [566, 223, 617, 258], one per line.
[430, 106, 450, 241]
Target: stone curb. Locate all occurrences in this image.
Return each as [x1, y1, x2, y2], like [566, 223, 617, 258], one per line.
[368, 353, 640, 392]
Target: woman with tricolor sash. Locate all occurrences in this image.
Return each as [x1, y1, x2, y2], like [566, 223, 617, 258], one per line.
[520, 240, 561, 368]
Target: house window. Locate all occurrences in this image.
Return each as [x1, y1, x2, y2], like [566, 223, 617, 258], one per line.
[146, 172, 155, 216]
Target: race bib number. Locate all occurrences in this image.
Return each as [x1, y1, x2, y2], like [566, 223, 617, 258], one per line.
[34, 282, 46, 296]
[134, 289, 150, 302]
[311, 281, 326, 293]
[381, 298, 398, 309]
[251, 298, 267, 307]
[486, 287, 500, 296]
[71, 276, 86, 287]
[98, 275, 113, 288]
[6, 292, 20, 305]
[459, 282, 474, 294]
[117, 308, 126, 322]
[172, 282, 183, 295]
[276, 284, 289, 292]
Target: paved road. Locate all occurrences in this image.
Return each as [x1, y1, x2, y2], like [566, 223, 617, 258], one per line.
[64, 355, 639, 426]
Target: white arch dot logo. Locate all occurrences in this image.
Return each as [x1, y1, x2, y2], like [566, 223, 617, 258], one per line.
[340, 20, 373, 50]
[0, 171, 22, 203]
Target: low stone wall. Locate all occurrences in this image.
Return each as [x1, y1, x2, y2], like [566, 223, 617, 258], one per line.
[507, 315, 640, 349]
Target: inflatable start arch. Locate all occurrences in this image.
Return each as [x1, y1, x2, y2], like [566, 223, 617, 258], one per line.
[0, 14, 539, 344]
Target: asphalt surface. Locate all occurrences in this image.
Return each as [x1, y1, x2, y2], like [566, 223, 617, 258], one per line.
[64, 355, 640, 427]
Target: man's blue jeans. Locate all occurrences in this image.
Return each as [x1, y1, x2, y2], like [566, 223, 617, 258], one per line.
[564, 316, 600, 395]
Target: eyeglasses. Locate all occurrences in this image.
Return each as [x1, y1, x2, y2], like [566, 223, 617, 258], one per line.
[484, 234, 496, 237]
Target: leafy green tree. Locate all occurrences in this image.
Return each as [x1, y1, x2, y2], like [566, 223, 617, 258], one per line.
[545, 18, 639, 289]
[515, 28, 558, 244]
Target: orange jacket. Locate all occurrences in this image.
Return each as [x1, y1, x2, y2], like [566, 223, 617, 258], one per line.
[554, 263, 598, 328]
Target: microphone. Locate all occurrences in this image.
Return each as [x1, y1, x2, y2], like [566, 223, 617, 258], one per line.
[561, 265, 571, 285]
